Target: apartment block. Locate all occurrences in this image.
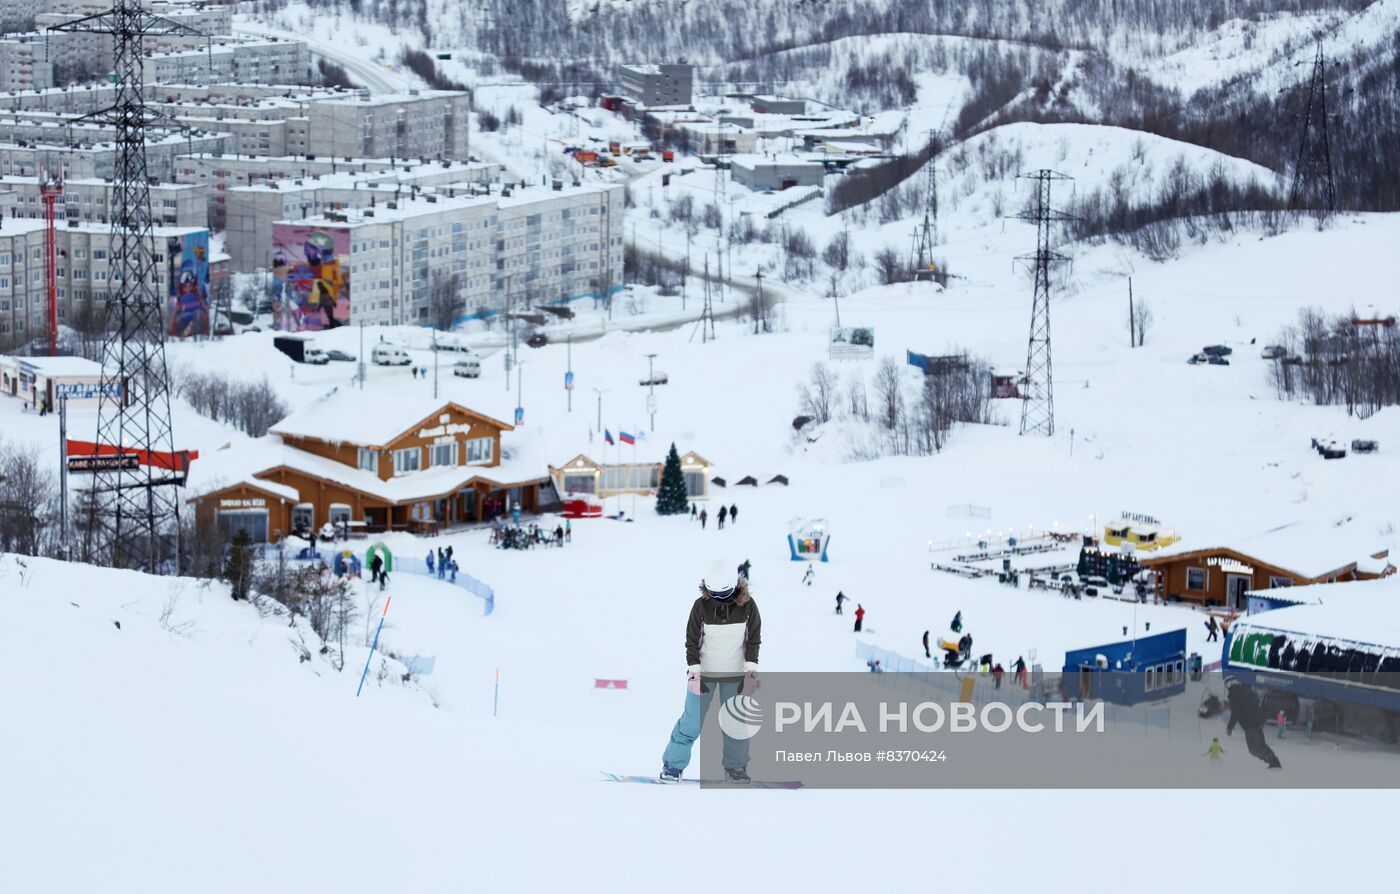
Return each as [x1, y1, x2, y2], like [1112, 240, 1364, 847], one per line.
[617, 63, 694, 108]
[0, 174, 207, 228]
[273, 181, 624, 327]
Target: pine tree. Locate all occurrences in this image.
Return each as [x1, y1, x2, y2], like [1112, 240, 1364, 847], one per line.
[655, 443, 690, 516]
[223, 529, 254, 600]
[1076, 547, 1088, 578]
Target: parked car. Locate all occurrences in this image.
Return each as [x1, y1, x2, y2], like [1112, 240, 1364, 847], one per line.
[526, 332, 549, 348]
[1187, 353, 1206, 365]
[1352, 439, 1379, 454]
[639, 371, 669, 386]
[1207, 354, 1230, 366]
[1202, 344, 1233, 356]
[434, 338, 471, 354]
[1261, 345, 1287, 360]
[1315, 439, 1347, 459]
[325, 349, 356, 362]
[371, 344, 412, 366]
[453, 358, 482, 378]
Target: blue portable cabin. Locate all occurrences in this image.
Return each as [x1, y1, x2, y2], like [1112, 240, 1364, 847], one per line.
[1062, 628, 1188, 706]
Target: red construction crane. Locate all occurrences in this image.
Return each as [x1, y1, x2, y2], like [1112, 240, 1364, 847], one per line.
[40, 172, 64, 357]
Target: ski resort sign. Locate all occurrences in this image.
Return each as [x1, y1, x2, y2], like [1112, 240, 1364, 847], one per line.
[788, 517, 831, 562]
[829, 327, 874, 359]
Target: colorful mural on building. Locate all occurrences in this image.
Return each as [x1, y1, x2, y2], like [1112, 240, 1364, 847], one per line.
[165, 232, 211, 338]
[270, 225, 351, 331]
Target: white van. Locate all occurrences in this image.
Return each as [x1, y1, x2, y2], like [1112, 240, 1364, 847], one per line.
[371, 344, 412, 366]
[452, 358, 482, 378]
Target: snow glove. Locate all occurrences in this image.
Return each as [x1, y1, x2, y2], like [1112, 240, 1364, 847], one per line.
[741, 661, 760, 696]
[687, 665, 704, 695]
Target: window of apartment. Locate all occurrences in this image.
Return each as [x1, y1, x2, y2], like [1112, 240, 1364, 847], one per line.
[357, 447, 378, 472]
[464, 437, 493, 465]
[392, 447, 421, 475]
[430, 441, 457, 467]
[1186, 567, 1205, 590]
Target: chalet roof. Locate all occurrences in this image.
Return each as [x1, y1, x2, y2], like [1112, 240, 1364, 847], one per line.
[1139, 521, 1377, 581]
[270, 390, 512, 449]
[1235, 575, 1400, 647]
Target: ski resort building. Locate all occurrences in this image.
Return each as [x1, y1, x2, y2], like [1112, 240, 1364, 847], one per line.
[189, 393, 557, 542]
[1138, 523, 1393, 611]
[550, 451, 713, 501]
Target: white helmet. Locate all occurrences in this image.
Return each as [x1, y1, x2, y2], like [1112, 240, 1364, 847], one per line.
[703, 558, 738, 600]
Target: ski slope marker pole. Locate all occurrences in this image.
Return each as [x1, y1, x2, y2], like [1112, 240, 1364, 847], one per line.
[493, 667, 500, 717]
[356, 595, 392, 697]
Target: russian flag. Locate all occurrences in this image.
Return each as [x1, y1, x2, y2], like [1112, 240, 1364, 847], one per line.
[619, 430, 636, 445]
[604, 429, 615, 446]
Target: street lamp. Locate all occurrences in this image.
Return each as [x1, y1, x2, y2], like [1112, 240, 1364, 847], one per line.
[515, 360, 526, 425]
[645, 352, 658, 430]
[594, 386, 608, 432]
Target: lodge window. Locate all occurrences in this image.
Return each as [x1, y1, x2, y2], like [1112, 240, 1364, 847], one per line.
[465, 437, 493, 465]
[216, 509, 267, 543]
[1186, 567, 1205, 590]
[411, 501, 432, 520]
[393, 447, 422, 475]
[562, 473, 595, 494]
[1269, 576, 1294, 588]
[291, 503, 314, 532]
[431, 441, 457, 467]
[683, 470, 705, 497]
[358, 447, 377, 472]
[329, 503, 351, 526]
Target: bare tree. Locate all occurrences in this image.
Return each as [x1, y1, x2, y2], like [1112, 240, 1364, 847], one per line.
[0, 441, 60, 556]
[822, 230, 851, 271]
[797, 362, 840, 424]
[873, 246, 910, 285]
[1132, 296, 1153, 347]
[873, 356, 905, 431]
[429, 270, 463, 331]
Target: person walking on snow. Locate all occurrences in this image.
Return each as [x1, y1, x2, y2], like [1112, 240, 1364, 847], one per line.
[738, 559, 751, 580]
[699, 508, 708, 529]
[834, 591, 847, 614]
[369, 552, 383, 584]
[426, 550, 435, 575]
[1276, 709, 1288, 739]
[1205, 615, 1219, 642]
[922, 630, 931, 659]
[853, 604, 865, 633]
[437, 547, 446, 580]
[1014, 655, 1027, 687]
[1204, 738, 1225, 764]
[717, 505, 728, 529]
[660, 558, 762, 785]
[802, 566, 815, 587]
[691, 504, 698, 520]
[951, 611, 963, 634]
[729, 504, 738, 524]
[1225, 675, 1282, 769]
[992, 663, 1005, 689]
[565, 518, 572, 542]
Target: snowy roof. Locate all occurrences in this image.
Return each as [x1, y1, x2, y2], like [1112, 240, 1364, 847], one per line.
[1235, 576, 1400, 647]
[728, 154, 823, 171]
[14, 355, 103, 377]
[1140, 521, 1383, 580]
[270, 391, 512, 449]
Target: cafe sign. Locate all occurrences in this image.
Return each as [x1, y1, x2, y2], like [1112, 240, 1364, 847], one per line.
[219, 498, 267, 509]
[418, 422, 474, 439]
[1208, 556, 1253, 576]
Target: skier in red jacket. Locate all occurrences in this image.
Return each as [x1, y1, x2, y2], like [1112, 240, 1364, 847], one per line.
[853, 604, 865, 632]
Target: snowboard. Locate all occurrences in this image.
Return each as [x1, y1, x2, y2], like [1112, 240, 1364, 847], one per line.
[602, 772, 803, 790]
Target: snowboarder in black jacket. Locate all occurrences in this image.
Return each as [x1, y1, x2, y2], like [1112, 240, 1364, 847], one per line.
[1205, 615, 1219, 642]
[1225, 675, 1281, 769]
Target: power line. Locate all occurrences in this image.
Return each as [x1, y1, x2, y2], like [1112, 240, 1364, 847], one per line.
[1288, 39, 1338, 219]
[1011, 170, 1076, 438]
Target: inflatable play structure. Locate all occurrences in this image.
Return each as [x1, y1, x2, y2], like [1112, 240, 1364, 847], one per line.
[333, 550, 362, 577]
[366, 542, 394, 572]
[788, 517, 831, 562]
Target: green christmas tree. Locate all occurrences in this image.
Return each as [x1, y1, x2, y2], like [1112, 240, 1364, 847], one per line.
[655, 442, 690, 516]
[1076, 547, 1089, 578]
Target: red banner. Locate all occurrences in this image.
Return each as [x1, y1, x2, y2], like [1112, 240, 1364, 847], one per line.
[65, 440, 199, 472]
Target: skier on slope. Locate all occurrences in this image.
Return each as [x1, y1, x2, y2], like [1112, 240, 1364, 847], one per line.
[802, 566, 814, 586]
[951, 611, 963, 634]
[660, 558, 762, 785]
[853, 604, 865, 633]
[1225, 675, 1282, 769]
[834, 591, 847, 614]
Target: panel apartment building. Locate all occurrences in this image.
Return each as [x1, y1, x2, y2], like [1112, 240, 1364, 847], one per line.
[1, 174, 207, 228]
[275, 181, 624, 327]
[0, 219, 223, 342]
[617, 63, 694, 108]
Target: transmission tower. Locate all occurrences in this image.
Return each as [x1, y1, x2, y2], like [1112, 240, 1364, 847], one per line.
[51, 3, 205, 571]
[698, 255, 717, 343]
[1012, 170, 1076, 438]
[911, 131, 939, 280]
[1288, 40, 1337, 218]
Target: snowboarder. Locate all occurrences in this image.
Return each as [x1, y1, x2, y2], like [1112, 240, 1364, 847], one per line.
[738, 559, 751, 580]
[729, 504, 738, 524]
[369, 552, 383, 584]
[1225, 675, 1282, 769]
[922, 630, 931, 659]
[717, 505, 728, 529]
[802, 566, 814, 587]
[1205, 615, 1219, 642]
[992, 663, 1005, 689]
[426, 550, 435, 574]
[660, 558, 762, 785]
[1204, 738, 1225, 764]
[853, 604, 865, 633]
[699, 509, 708, 529]
[951, 611, 963, 634]
[834, 591, 847, 614]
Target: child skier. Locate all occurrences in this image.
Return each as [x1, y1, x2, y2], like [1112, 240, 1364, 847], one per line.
[1204, 738, 1225, 763]
[802, 566, 814, 587]
[660, 558, 762, 785]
